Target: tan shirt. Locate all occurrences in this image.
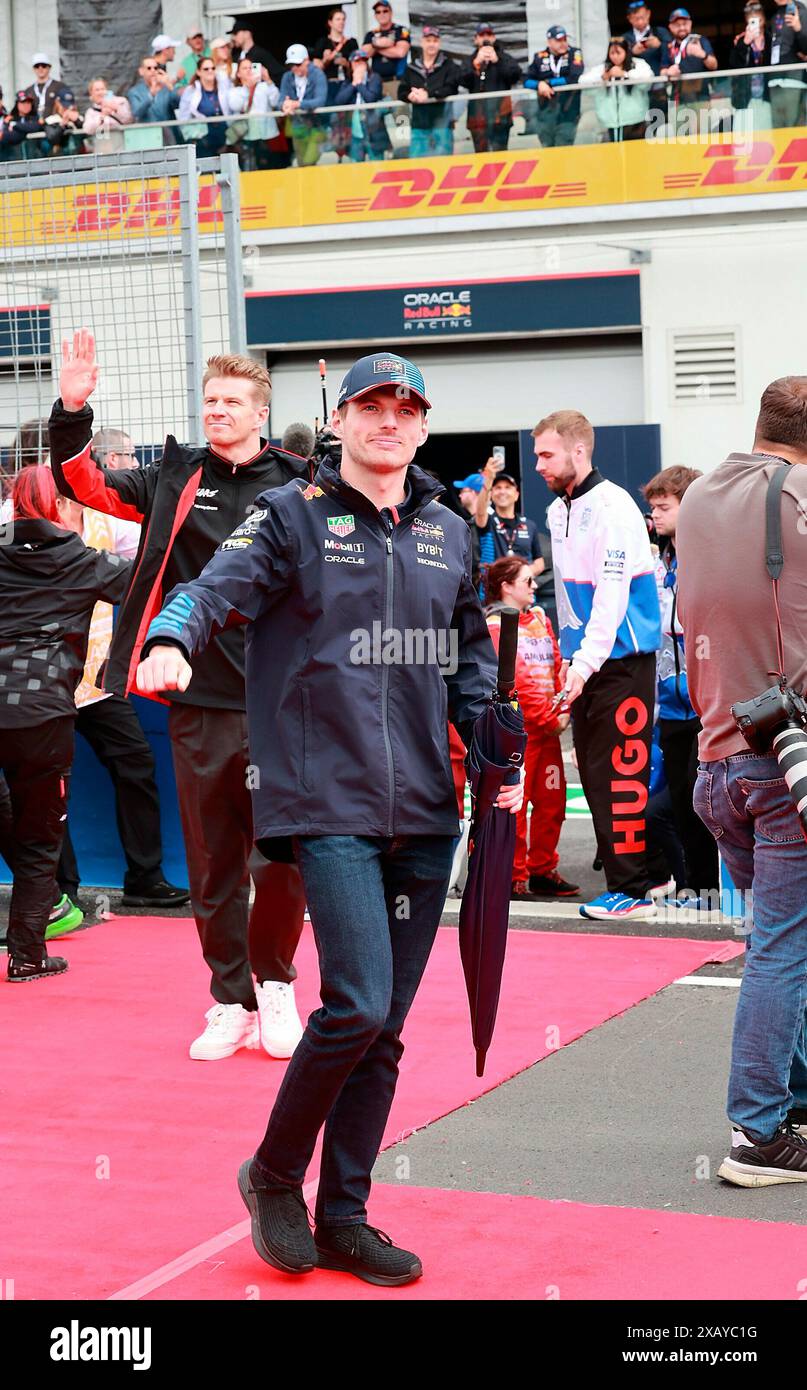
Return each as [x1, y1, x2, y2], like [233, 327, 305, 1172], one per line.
[677, 452, 807, 760]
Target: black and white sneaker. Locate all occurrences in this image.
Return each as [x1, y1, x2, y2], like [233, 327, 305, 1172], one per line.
[7, 955, 69, 983]
[718, 1123, 807, 1187]
[237, 1160, 315, 1274]
[314, 1222, 423, 1286]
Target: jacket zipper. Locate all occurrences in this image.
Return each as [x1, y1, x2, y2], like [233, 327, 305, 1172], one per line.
[381, 524, 395, 836]
[564, 495, 571, 537]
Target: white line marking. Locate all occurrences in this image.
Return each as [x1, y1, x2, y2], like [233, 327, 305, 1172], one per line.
[671, 975, 741, 988]
[107, 1177, 319, 1301]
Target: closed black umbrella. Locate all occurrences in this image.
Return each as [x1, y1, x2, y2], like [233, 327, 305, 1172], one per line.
[459, 607, 526, 1076]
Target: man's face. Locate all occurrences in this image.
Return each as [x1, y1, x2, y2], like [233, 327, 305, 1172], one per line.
[374, 5, 393, 31]
[630, 6, 651, 29]
[140, 59, 159, 81]
[475, 29, 495, 47]
[669, 16, 692, 40]
[106, 438, 139, 470]
[291, 59, 309, 77]
[548, 36, 569, 56]
[458, 486, 478, 512]
[190, 34, 205, 54]
[422, 34, 441, 61]
[533, 429, 578, 495]
[203, 376, 268, 449]
[157, 46, 176, 63]
[648, 492, 680, 537]
[332, 10, 346, 32]
[491, 480, 519, 511]
[334, 387, 428, 473]
[33, 62, 51, 80]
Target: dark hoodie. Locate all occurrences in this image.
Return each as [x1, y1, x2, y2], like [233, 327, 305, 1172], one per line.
[0, 520, 131, 727]
[398, 51, 461, 128]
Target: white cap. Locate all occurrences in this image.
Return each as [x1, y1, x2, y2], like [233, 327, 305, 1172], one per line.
[31, 52, 52, 66]
[151, 34, 182, 52]
[285, 43, 309, 64]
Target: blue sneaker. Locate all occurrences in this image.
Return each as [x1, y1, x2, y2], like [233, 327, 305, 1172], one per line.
[580, 892, 658, 922]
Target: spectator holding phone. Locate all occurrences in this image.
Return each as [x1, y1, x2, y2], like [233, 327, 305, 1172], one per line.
[474, 458, 545, 577]
[768, 0, 807, 128]
[661, 9, 717, 113]
[622, 3, 671, 76]
[333, 50, 389, 163]
[226, 57, 280, 169]
[730, 4, 773, 123]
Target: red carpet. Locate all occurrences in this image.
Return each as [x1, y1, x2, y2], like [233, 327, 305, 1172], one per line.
[140, 1183, 807, 1302]
[1, 916, 741, 1300]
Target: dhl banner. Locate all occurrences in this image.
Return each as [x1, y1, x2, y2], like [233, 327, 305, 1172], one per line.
[3, 132, 807, 247]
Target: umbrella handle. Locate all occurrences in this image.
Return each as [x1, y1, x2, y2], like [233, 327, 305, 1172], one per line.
[496, 606, 520, 700]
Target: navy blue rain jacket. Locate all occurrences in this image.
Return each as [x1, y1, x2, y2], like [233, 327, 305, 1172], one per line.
[143, 458, 497, 843]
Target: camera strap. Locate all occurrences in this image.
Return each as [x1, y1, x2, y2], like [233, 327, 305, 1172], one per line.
[765, 461, 792, 682]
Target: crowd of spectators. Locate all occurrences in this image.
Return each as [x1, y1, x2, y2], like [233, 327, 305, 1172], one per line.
[1, 4, 806, 168]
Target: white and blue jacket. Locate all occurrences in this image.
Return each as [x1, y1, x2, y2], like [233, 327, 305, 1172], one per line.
[547, 470, 660, 682]
[654, 543, 695, 720]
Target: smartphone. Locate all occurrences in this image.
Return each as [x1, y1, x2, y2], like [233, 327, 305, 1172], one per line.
[749, 15, 760, 32]
[252, 61, 262, 77]
[787, 1, 797, 14]
[492, 445, 505, 467]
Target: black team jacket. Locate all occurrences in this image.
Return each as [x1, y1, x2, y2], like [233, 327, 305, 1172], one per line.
[141, 457, 498, 842]
[49, 399, 310, 704]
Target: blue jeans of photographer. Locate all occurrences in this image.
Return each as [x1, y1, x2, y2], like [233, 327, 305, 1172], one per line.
[695, 752, 807, 1140]
[255, 833, 454, 1225]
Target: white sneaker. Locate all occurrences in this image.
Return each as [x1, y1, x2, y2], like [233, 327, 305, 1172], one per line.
[189, 1003, 260, 1061]
[255, 980, 304, 1059]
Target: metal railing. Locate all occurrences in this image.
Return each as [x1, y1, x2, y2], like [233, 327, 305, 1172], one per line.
[1, 62, 805, 168]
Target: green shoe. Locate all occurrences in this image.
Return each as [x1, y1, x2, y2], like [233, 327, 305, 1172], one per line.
[45, 894, 85, 940]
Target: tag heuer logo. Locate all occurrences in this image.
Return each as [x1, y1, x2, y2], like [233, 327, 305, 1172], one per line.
[327, 514, 355, 538]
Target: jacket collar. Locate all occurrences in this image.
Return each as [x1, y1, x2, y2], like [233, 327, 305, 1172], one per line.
[567, 467, 604, 503]
[315, 456, 444, 520]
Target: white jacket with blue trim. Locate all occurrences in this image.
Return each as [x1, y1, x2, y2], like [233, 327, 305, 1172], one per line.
[547, 470, 660, 682]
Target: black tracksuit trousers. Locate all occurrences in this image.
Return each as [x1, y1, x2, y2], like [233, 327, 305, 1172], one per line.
[572, 653, 660, 899]
[168, 703, 305, 1009]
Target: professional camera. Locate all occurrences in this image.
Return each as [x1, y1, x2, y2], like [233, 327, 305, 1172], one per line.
[732, 681, 807, 835]
[311, 425, 341, 468]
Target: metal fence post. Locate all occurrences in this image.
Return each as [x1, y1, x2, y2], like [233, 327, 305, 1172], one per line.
[177, 143, 204, 444]
[217, 152, 248, 356]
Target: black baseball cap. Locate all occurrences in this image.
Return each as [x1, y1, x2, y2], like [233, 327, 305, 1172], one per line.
[337, 352, 431, 409]
[491, 472, 518, 487]
[547, 25, 568, 39]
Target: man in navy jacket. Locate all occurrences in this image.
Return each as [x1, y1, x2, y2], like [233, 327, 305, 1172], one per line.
[137, 351, 523, 1286]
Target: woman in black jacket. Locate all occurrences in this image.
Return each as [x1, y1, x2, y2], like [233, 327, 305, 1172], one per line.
[0, 465, 131, 981]
[729, 8, 772, 115]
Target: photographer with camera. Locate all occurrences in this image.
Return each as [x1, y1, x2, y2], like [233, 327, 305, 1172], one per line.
[677, 376, 807, 1186]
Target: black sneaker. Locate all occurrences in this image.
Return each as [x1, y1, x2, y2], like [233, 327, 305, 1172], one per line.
[121, 880, 190, 908]
[718, 1123, 807, 1186]
[237, 1160, 315, 1274]
[8, 955, 69, 983]
[788, 1107, 807, 1139]
[314, 1222, 423, 1287]
[528, 871, 580, 898]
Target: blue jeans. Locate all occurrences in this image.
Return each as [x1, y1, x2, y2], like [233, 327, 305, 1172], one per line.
[409, 125, 453, 158]
[255, 834, 454, 1225]
[694, 753, 807, 1140]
